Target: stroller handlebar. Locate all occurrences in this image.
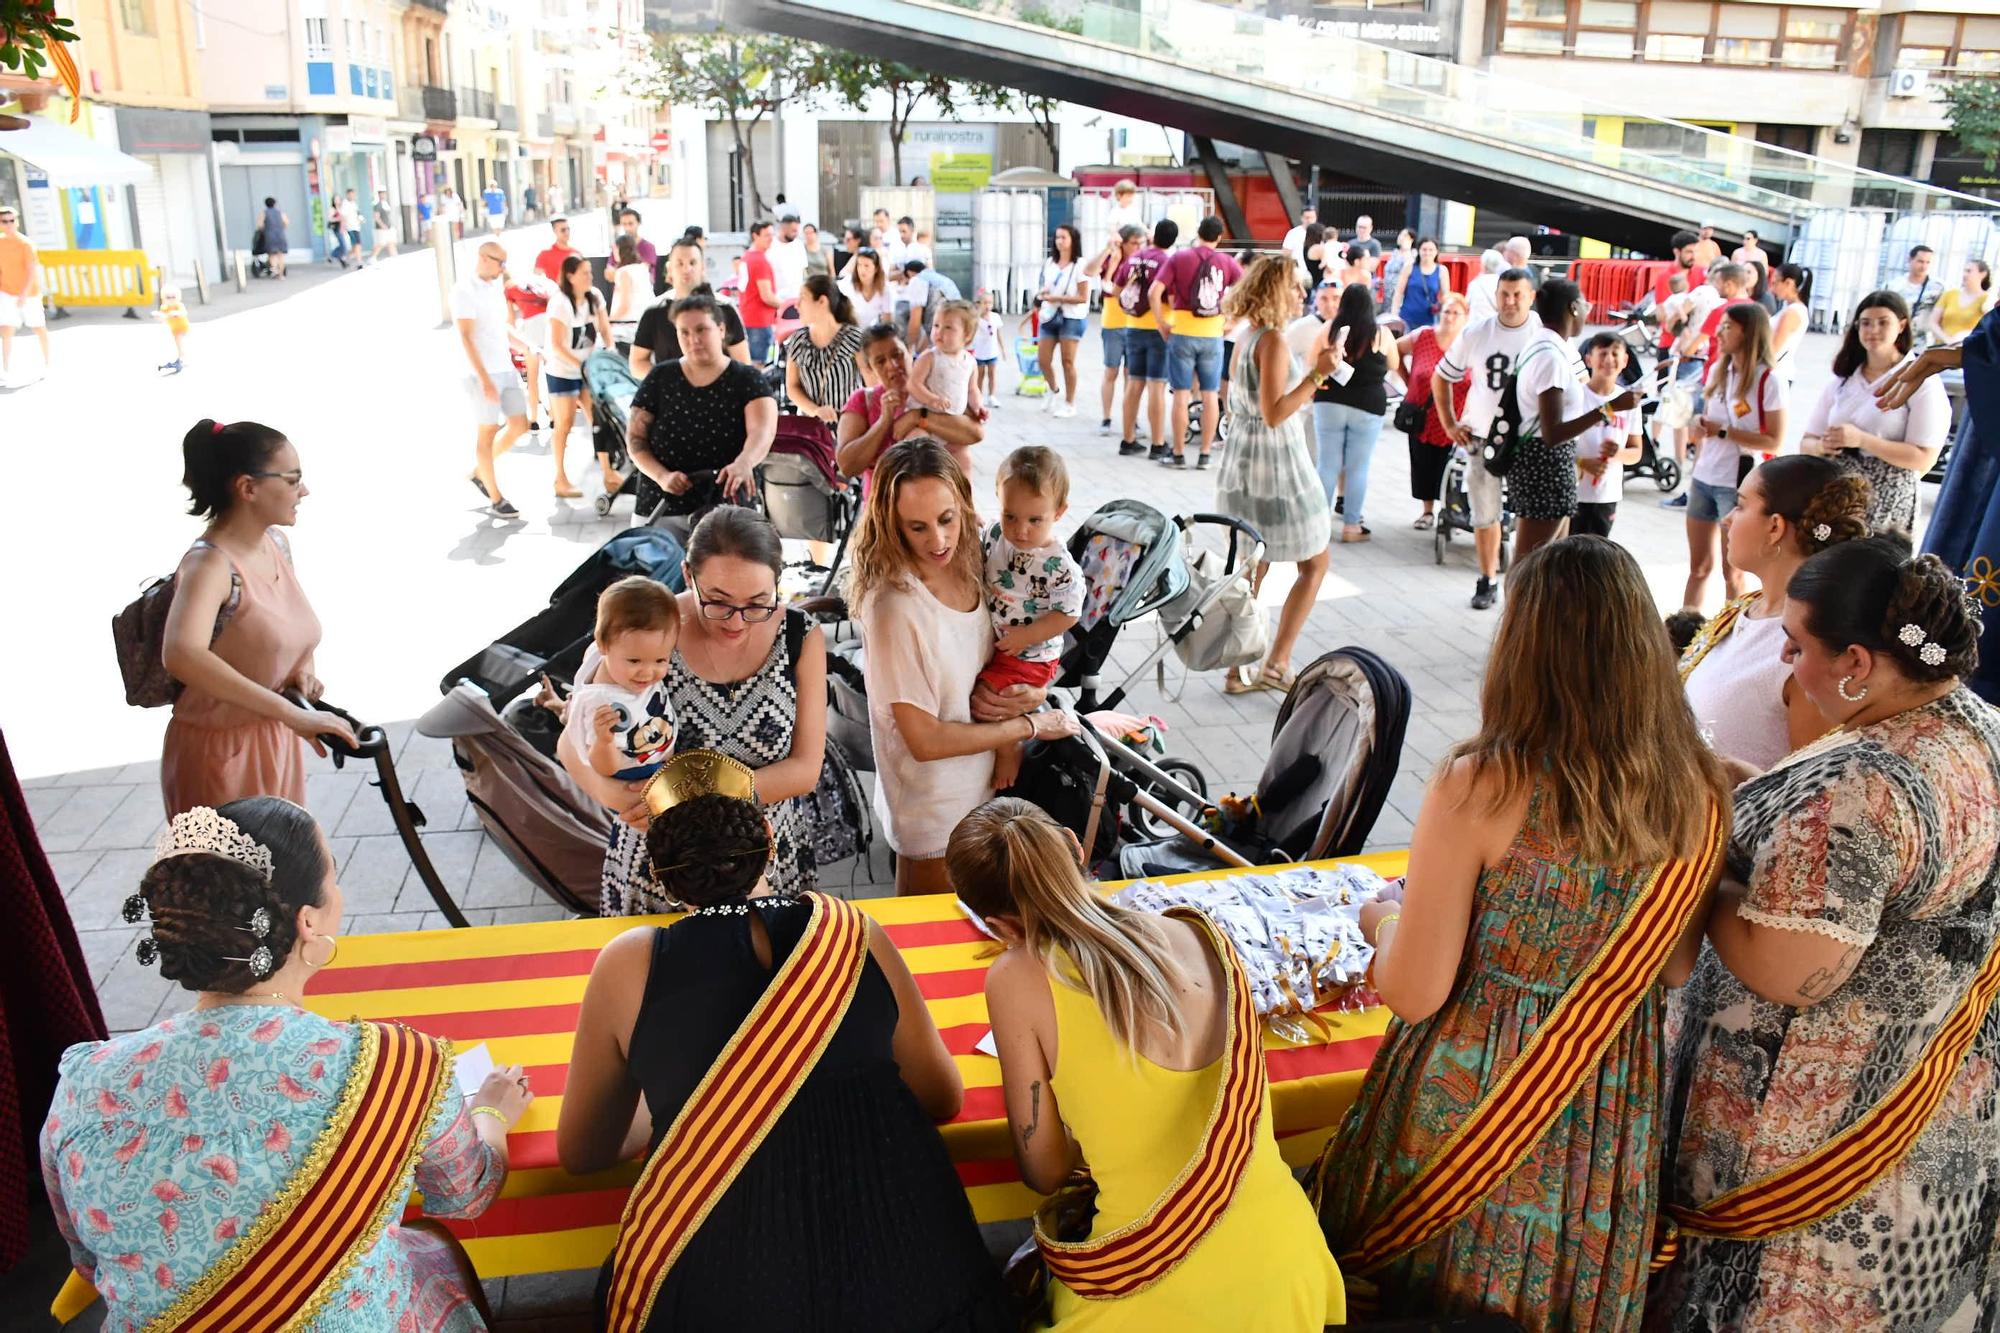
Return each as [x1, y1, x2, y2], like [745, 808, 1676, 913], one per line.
[1179, 513, 1268, 577]
[282, 691, 388, 767]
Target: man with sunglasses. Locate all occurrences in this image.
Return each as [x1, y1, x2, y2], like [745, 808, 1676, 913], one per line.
[0, 206, 50, 382]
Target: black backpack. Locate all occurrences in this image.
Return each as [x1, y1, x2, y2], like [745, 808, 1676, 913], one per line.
[1480, 366, 1526, 478]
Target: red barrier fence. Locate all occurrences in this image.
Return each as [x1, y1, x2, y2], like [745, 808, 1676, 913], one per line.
[1571, 259, 1676, 323]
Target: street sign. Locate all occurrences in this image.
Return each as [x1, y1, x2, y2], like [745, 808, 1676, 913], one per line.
[650, 132, 671, 153]
[414, 135, 438, 162]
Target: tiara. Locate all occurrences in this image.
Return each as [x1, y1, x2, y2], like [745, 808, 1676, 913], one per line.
[643, 751, 758, 817]
[153, 807, 274, 882]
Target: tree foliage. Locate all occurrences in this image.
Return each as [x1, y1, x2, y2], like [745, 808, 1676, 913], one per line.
[625, 30, 824, 218]
[1945, 76, 2000, 172]
[982, 88, 1063, 168]
[816, 55, 966, 186]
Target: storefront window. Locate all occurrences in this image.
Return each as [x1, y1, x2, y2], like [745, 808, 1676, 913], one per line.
[1501, 0, 1568, 53]
[1779, 8, 1845, 67]
[1714, 4, 1777, 63]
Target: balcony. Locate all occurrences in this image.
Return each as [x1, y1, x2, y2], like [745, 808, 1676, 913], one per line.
[550, 104, 578, 134]
[421, 84, 456, 120]
[457, 87, 497, 121]
[537, 110, 554, 138]
[498, 103, 519, 131]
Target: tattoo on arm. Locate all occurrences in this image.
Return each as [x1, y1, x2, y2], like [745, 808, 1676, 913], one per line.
[1796, 946, 1863, 1002]
[1022, 1079, 1042, 1147]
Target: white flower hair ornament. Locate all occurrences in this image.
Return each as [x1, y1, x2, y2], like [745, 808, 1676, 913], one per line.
[1899, 622, 1950, 668]
[1813, 523, 1832, 543]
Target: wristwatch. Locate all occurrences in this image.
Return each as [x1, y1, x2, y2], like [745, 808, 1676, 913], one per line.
[1718, 426, 1731, 441]
[918, 406, 930, 419]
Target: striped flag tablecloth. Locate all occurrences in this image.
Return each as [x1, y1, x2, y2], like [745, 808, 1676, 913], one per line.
[298, 854, 1405, 1279]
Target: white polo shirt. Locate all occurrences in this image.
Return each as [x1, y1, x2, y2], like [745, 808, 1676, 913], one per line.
[449, 271, 514, 375]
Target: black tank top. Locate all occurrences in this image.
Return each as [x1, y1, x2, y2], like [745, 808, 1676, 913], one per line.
[1316, 344, 1389, 414]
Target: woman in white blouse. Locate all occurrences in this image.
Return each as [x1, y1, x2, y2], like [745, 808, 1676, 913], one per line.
[545, 254, 614, 500]
[847, 441, 1076, 894]
[838, 248, 893, 334]
[607, 235, 650, 354]
[1801, 290, 1951, 538]
[1035, 223, 1089, 419]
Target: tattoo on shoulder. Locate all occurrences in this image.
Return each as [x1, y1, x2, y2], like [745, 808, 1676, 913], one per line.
[1022, 1079, 1042, 1147]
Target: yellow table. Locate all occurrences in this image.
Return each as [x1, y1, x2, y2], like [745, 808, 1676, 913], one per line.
[298, 855, 1404, 1278]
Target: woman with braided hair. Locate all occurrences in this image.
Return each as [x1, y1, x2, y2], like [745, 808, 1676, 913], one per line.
[558, 762, 1008, 1331]
[1680, 455, 1874, 774]
[41, 797, 528, 1331]
[1659, 540, 2000, 1329]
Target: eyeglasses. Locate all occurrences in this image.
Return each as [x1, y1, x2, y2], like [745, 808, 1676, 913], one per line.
[250, 469, 305, 486]
[690, 575, 778, 623]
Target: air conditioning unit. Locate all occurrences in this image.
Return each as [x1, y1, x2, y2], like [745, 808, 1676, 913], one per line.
[1889, 68, 1931, 98]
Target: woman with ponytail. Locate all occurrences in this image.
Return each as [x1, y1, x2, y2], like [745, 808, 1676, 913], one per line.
[1681, 455, 1873, 772]
[160, 419, 353, 816]
[950, 798, 1344, 1328]
[43, 797, 526, 1331]
[560, 782, 1008, 1330]
[1660, 540, 2000, 1329]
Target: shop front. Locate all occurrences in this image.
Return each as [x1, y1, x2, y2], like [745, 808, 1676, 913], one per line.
[115, 106, 221, 285]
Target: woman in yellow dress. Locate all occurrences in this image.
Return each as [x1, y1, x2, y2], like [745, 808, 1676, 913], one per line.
[950, 797, 1343, 1330]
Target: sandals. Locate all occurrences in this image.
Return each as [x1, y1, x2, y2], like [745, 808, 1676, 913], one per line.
[1223, 662, 1299, 694]
[1259, 662, 1298, 692]
[1413, 513, 1435, 531]
[554, 483, 584, 499]
[1223, 665, 1261, 695]
[1341, 526, 1371, 544]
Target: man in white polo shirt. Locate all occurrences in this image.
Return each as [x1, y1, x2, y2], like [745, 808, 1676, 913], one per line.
[451, 240, 533, 520]
[1434, 268, 1542, 609]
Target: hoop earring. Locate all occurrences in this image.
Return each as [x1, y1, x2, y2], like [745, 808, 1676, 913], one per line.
[303, 931, 339, 969]
[1837, 674, 1869, 703]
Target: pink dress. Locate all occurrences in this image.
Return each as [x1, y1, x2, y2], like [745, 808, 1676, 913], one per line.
[160, 530, 323, 816]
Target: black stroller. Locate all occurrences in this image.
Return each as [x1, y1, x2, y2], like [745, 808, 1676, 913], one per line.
[1432, 447, 1516, 572]
[759, 416, 860, 597]
[584, 349, 644, 518]
[1609, 305, 1684, 493]
[1100, 646, 1411, 879]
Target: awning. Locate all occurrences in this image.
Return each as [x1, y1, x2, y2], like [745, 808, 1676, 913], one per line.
[0, 115, 152, 186]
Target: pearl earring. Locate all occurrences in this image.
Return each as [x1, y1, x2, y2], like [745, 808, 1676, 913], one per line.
[1837, 674, 1869, 703]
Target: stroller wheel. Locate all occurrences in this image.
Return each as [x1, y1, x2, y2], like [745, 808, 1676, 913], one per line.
[1130, 759, 1209, 842]
[1656, 457, 1682, 492]
[594, 494, 613, 517]
[1433, 523, 1448, 564]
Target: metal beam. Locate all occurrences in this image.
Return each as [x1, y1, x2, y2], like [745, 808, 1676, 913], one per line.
[1262, 150, 1303, 228]
[1188, 137, 1251, 241]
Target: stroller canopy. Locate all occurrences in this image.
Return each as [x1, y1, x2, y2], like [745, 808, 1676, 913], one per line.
[583, 347, 639, 407]
[1070, 500, 1190, 632]
[1261, 647, 1412, 861]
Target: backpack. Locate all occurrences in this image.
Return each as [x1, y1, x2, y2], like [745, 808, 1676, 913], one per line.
[1188, 249, 1226, 319]
[1480, 364, 1527, 478]
[1117, 252, 1157, 318]
[112, 540, 243, 708]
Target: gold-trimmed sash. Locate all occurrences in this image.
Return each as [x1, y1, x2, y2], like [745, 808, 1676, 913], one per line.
[1327, 800, 1725, 1275]
[603, 893, 870, 1332]
[150, 1019, 452, 1332]
[1657, 911, 2000, 1264]
[1678, 592, 1762, 682]
[1034, 907, 1267, 1300]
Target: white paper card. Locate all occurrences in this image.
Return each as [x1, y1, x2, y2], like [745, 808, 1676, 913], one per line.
[454, 1043, 496, 1101]
[975, 1028, 998, 1058]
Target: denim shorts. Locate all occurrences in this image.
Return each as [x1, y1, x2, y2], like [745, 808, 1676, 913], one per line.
[1040, 312, 1084, 342]
[1101, 323, 1127, 367]
[1124, 328, 1168, 382]
[544, 373, 583, 398]
[1167, 333, 1224, 393]
[1688, 478, 1738, 523]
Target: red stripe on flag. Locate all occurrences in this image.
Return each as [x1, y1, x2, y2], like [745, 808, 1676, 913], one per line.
[916, 967, 989, 1001]
[310, 949, 604, 995]
[381, 1004, 583, 1041]
[954, 1157, 1024, 1188]
[949, 1084, 1008, 1125]
[939, 1023, 991, 1057]
[1264, 1036, 1381, 1083]
[883, 918, 989, 948]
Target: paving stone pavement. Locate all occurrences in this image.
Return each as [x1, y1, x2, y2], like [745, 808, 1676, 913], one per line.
[11, 256, 1882, 1325]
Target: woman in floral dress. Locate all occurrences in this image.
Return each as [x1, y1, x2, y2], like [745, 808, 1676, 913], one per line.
[1659, 538, 2000, 1330]
[41, 797, 532, 1332]
[1317, 537, 1732, 1332]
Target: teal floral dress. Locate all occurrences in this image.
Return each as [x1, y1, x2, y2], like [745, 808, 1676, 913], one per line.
[41, 1004, 507, 1332]
[1317, 786, 1675, 1333]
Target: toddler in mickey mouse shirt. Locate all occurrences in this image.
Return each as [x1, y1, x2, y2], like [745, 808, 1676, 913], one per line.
[983, 446, 1084, 788]
[564, 576, 680, 783]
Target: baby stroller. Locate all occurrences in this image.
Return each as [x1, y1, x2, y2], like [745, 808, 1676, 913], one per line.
[1432, 446, 1515, 572]
[758, 416, 859, 596]
[250, 227, 273, 279]
[1112, 646, 1411, 879]
[1014, 336, 1048, 397]
[1060, 500, 1266, 712]
[583, 349, 644, 516]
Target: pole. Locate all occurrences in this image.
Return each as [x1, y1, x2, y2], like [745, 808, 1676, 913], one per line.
[433, 213, 456, 326]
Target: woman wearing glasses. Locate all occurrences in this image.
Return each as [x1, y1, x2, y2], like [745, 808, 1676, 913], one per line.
[565, 507, 830, 911]
[158, 419, 357, 817]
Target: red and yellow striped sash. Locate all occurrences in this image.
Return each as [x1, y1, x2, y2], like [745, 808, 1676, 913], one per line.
[1660, 914, 2000, 1260]
[152, 1020, 452, 1332]
[1035, 908, 1266, 1300]
[1677, 592, 1761, 682]
[604, 893, 869, 1331]
[1333, 801, 1724, 1275]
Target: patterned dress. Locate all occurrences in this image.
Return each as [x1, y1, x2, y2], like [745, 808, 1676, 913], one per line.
[1216, 326, 1333, 564]
[599, 609, 816, 914]
[41, 1005, 506, 1333]
[1657, 689, 2000, 1332]
[1317, 786, 1676, 1332]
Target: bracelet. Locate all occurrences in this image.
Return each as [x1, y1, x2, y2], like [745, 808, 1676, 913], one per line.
[468, 1105, 510, 1126]
[1374, 911, 1401, 942]
[1023, 713, 1039, 742]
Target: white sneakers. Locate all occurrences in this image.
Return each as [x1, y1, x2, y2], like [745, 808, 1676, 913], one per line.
[1052, 401, 1076, 419]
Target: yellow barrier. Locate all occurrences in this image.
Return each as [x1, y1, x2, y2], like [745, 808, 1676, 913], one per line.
[38, 249, 159, 318]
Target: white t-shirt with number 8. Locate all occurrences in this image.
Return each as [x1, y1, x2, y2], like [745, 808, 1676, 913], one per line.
[1435, 313, 1545, 438]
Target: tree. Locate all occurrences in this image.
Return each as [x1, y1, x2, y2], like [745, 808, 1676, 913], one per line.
[979, 87, 1062, 169]
[1945, 76, 2000, 172]
[0, 0, 81, 119]
[624, 30, 822, 219]
[817, 56, 963, 187]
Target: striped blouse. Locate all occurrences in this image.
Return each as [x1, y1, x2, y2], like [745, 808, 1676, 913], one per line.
[785, 323, 865, 412]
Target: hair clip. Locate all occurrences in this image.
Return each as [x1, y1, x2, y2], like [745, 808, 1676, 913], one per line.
[135, 937, 159, 966]
[122, 893, 147, 925]
[222, 947, 276, 979]
[1899, 622, 1950, 667]
[243, 907, 272, 939]
[1813, 523, 1832, 542]
[211, 421, 225, 434]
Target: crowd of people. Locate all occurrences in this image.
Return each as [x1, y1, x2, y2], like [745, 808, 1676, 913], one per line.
[45, 180, 2000, 1332]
